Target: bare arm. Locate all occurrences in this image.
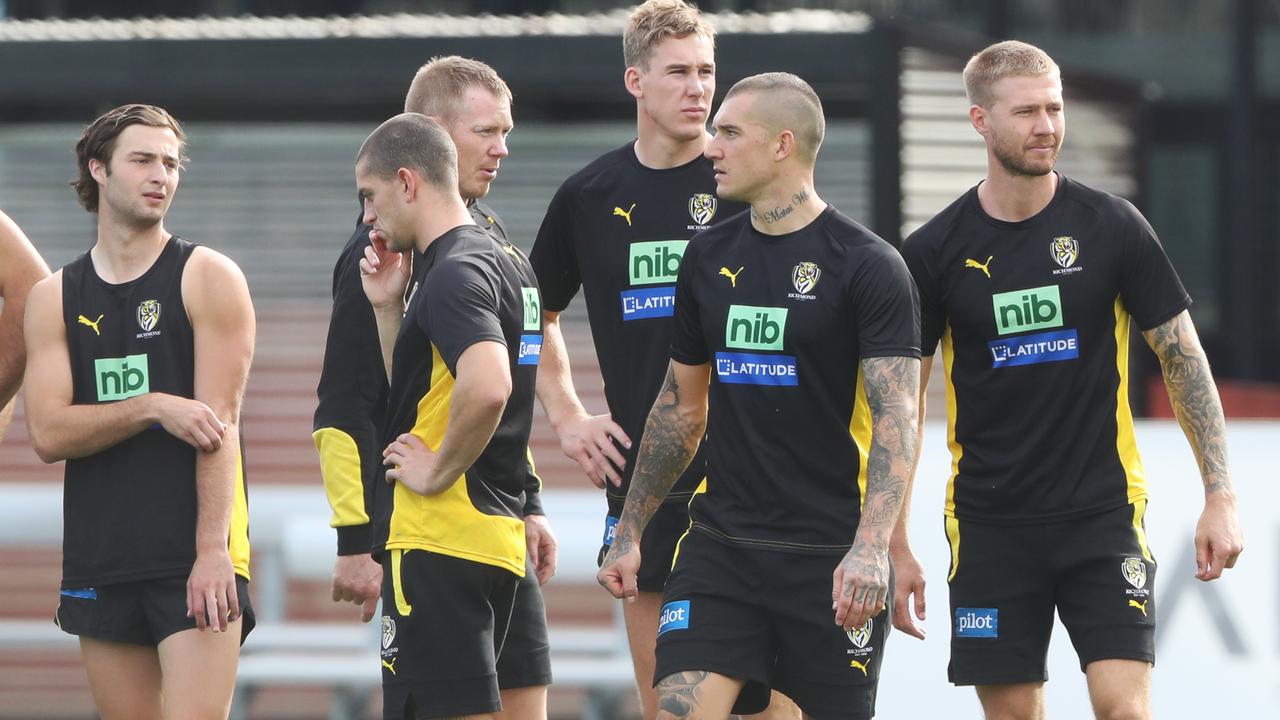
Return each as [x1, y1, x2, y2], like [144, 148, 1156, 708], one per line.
[0, 212, 50, 409]
[1142, 309, 1243, 579]
[184, 248, 256, 632]
[535, 309, 629, 487]
[23, 274, 224, 463]
[358, 237, 410, 380]
[384, 340, 511, 496]
[889, 354, 931, 638]
[834, 355, 920, 631]
[598, 360, 709, 599]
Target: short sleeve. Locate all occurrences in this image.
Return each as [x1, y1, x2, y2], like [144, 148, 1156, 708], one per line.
[529, 183, 582, 313]
[669, 236, 709, 365]
[1117, 200, 1192, 331]
[849, 243, 922, 359]
[899, 231, 945, 355]
[418, 257, 507, 373]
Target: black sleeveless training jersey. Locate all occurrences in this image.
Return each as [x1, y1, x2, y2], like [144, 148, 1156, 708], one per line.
[60, 237, 251, 587]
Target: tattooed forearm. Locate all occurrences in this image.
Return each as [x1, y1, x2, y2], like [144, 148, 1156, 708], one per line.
[657, 671, 712, 719]
[857, 355, 921, 540]
[1142, 310, 1231, 494]
[751, 187, 813, 225]
[613, 365, 707, 553]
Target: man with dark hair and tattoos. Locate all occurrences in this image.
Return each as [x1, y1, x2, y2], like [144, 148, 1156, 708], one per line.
[599, 72, 921, 720]
[896, 40, 1243, 720]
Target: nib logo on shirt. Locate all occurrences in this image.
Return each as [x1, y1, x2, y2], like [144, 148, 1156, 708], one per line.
[715, 305, 797, 386]
[620, 240, 688, 321]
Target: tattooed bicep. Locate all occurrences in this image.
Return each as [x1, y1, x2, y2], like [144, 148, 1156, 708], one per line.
[859, 355, 921, 408]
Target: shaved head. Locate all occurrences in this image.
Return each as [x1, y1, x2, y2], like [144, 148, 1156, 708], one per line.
[356, 112, 457, 191]
[724, 72, 825, 163]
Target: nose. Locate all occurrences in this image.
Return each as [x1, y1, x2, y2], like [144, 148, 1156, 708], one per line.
[491, 135, 509, 159]
[361, 197, 376, 226]
[687, 74, 707, 99]
[704, 135, 721, 160]
[1033, 109, 1055, 136]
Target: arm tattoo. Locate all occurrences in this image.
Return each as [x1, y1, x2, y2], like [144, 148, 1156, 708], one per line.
[1143, 311, 1231, 493]
[614, 366, 706, 553]
[656, 670, 712, 719]
[858, 355, 921, 541]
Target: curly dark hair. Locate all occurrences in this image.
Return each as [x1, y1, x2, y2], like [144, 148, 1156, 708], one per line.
[72, 104, 187, 213]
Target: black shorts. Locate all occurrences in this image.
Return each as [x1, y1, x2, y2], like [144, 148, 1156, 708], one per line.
[654, 530, 889, 719]
[55, 574, 255, 646]
[495, 558, 553, 690]
[598, 498, 690, 593]
[946, 501, 1157, 686]
[380, 549, 519, 719]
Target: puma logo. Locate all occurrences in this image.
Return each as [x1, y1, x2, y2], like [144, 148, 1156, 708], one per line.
[381, 659, 397, 675]
[850, 658, 870, 676]
[500, 243, 520, 258]
[964, 256, 993, 278]
[719, 266, 744, 287]
[613, 203, 636, 226]
[77, 314, 104, 336]
[1128, 599, 1148, 617]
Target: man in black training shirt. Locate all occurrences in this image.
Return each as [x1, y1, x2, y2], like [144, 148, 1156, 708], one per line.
[896, 41, 1244, 720]
[24, 105, 255, 719]
[0, 210, 48, 441]
[355, 113, 545, 719]
[528, 4, 768, 716]
[313, 57, 552, 715]
[600, 73, 921, 720]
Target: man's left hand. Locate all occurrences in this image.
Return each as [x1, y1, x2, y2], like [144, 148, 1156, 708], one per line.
[524, 514, 558, 585]
[1195, 490, 1244, 581]
[384, 433, 440, 495]
[187, 549, 239, 633]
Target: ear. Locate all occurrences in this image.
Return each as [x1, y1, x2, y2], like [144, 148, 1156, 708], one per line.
[774, 129, 796, 162]
[969, 104, 988, 137]
[623, 66, 644, 100]
[89, 158, 108, 185]
[397, 167, 418, 202]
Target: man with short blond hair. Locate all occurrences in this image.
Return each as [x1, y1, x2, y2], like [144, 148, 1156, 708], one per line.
[896, 39, 1244, 720]
[314, 55, 553, 719]
[530, 3, 804, 718]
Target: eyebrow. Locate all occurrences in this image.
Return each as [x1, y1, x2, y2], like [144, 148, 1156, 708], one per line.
[127, 150, 180, 164]
[712, 122, 742, 133]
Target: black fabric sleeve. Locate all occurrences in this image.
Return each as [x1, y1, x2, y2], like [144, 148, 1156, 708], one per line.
[849, 243, 923, 359]
[521, 448, 545, 516]
[900, 230, 945, 355]
[669, 236, 709, 365]
[1116, 199, 1193, 331]
[312, 223, 382, 555]
[419, 255, 508, 374]
[529, 183, 582, 313]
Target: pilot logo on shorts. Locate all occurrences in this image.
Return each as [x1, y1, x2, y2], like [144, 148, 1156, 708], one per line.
[658, 600, 690, 635]
[1122, 557, 1147, 590]
[688, 193, 717, 227]
[846, 618, 873, 649]
[381, 616, 396, 650]
[136, 299, 162, 338]
[1050, 236, 1082, 275]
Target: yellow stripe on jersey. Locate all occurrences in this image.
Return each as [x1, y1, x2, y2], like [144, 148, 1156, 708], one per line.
[944, 516, 961, 581]
[1112, 297, 1148, 505]
[670, 477, 706, 569]
[525, 447, 542, 493]
[230, 451, 251, 580]
[312, 427, 370, 528]
[386, 343, 526, 577]
[1131, 499, 1154, 562]
[391, 549, 412, 616]
[848, 369, 873, 510]
[941, 325, 962, 518]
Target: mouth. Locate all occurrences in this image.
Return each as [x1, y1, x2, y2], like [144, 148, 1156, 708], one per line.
[479, 168, 498, 180]
[682, 107, 707, 119]
[143, 192, 165, 202]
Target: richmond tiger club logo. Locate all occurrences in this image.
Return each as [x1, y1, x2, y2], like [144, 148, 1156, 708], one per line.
[688, 193, 717, 229]
[788, 261, 821, 301]
[1050, 236, 1082, 275]
[1122, 557, 1147, 590]
[846, 618, 873, 649]
[135, 300, 162, 338]
[381, 616, 396, 650]
[845, 618, 875, 673]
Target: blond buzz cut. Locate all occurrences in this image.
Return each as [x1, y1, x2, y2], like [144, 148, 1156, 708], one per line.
[725, 72, 826, 164]
[623, 0, 716, 71]
[963, 40, 1061, 108]
[403, 55, 513, 122]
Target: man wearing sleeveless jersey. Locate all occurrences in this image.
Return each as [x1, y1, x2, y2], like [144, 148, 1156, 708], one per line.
[600, 73, 921, 720]
[0, 210, 49, 440]
[23, 104, 255, 720]
[356, 113, 545, 719]
[315, 57, 552, 717]
[529, 4, 777, 716]
[896, 41, 1244, 720]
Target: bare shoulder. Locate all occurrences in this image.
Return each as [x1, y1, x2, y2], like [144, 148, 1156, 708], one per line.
[0, 212, 49, 288]
[185, 245, 248, 286]
[26, 270, 64, 312]
[181, 246, 254, 326]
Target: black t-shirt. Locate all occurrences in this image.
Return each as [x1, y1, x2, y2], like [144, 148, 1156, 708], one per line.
[530, 142, 747, 505]
[373, 224, 543, 577]
[61, 237, 251, 586]
[670, 207, 921, 553]
[313, 202, 543, 556]
[900, 175, 1191, 524]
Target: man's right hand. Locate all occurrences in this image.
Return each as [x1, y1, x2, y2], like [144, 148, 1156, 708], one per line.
[332, 553, 382, 623]
[889, 543, 927, 639]
[152, 393, 226, 451]
[358, 232, 411, 312]
[556, 411, 631, 488]
[597, 536, 641, 601]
